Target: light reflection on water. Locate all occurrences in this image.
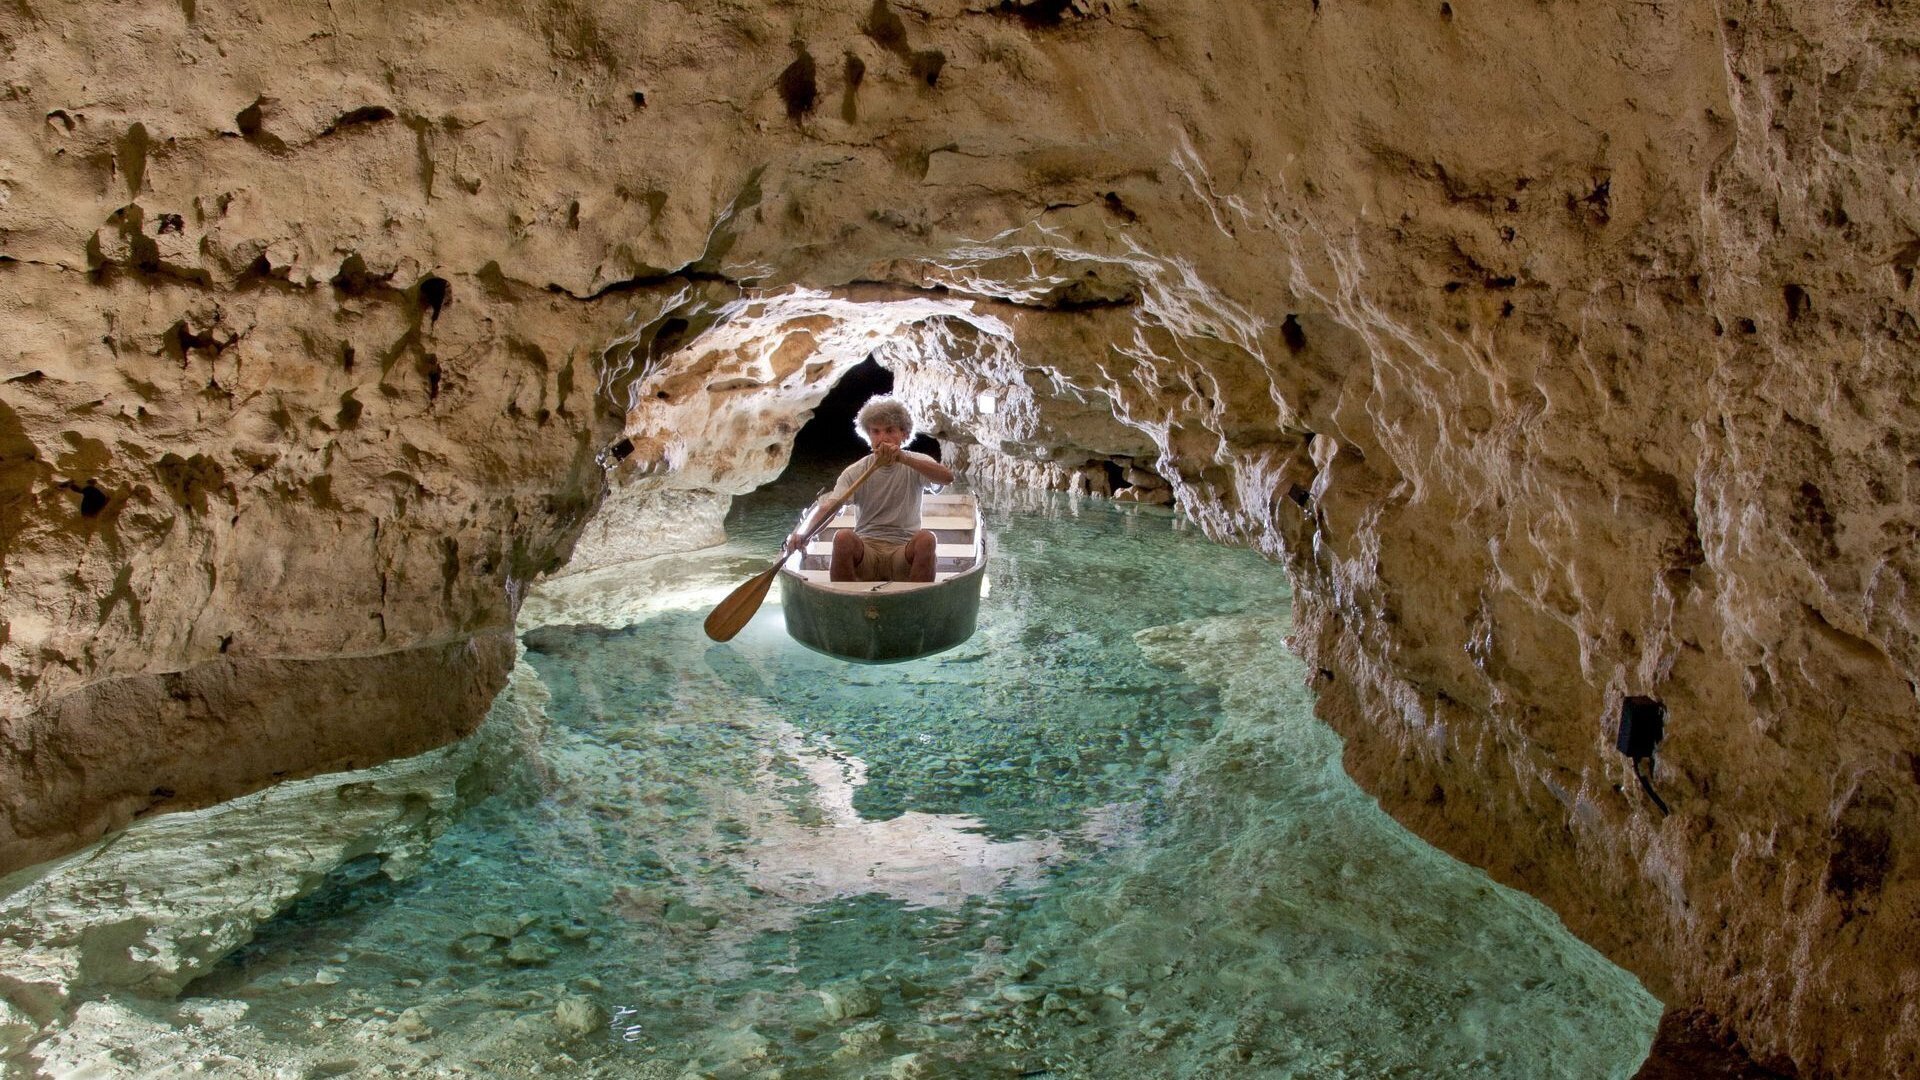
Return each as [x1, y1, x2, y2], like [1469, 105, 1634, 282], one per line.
[156, 471, 1658, 1078]
[727, 717, 1073, 911]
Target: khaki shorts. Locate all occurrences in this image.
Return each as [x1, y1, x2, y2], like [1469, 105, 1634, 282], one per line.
[848, 536, 915, 582]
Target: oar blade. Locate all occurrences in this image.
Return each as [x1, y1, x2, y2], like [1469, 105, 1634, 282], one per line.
[703, 564, 779, 642]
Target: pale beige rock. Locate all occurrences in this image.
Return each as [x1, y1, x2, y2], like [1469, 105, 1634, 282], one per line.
[817, 981, 884, 1023]
[557, 486, 730, 576]
[888, 1051, 937, 1080]
[0, 1, 1915, 1076]
[710, 1025, 773, 1063]
[552, 995, 606, 1040]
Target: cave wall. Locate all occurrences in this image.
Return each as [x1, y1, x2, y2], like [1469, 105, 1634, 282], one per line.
[1, 1, 1915, 1075]
[0, 0, 693, 869]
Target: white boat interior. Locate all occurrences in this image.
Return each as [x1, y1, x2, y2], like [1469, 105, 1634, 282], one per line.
[787, 492, 983, 593]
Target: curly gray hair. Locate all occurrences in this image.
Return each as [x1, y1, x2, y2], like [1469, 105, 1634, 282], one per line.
[853, 396, 915, 443]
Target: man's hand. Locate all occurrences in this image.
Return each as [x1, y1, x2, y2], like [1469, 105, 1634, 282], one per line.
[874, 443, 902, 466]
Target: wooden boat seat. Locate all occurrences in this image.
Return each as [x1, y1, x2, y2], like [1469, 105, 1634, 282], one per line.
[804, 539, 976, 558]
[795, 551, 974, 568]
[823, 513, 974, 531]
[791, 570, 970, 590]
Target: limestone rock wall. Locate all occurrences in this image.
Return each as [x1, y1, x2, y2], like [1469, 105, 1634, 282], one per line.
[2, 1, 1916, 1076]
[0, 0, 682, 869]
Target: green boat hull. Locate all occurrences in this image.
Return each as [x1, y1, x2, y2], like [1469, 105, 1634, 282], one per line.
[778, 565, 985, 664]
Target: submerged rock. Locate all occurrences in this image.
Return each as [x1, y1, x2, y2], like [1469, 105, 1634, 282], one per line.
[710, 1024, 773, 1062]
[613, 885, 671, 918]
[832, 1020, 893, 1060]
[391, 1006, 435, 1040]
[506, 939, 557, 967]
[553, 918, 594, 942]
[887, 1051, 937, 1079]
[998, 984, 1046, 1005]
[552, 995, 606, 1039]
[179, 999, 248, 1032]
[451, 934, 497, 959]
[470, 914, 523, 941]
[661, 900, 720, 932]
[816, 981, 884, 1022]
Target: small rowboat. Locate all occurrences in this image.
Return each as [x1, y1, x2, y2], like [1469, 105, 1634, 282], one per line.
[777, 491, 986, 664]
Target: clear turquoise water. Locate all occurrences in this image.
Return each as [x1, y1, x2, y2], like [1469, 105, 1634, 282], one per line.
[174, 471, 1660, 1078]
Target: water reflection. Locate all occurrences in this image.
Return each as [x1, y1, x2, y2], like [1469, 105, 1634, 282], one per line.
[730, 719, 1068, 909]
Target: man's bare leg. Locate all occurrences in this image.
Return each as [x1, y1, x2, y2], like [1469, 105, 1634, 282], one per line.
[831, 530, 865, 581]
[905, 530, 937, 582]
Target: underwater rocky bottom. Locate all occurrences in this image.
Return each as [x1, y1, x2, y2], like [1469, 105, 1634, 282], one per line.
[2, 476, 1661, 1078]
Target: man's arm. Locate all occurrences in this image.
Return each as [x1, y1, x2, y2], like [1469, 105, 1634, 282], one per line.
[786, 497, 842, 555]
[888, 446, 955, 485]
[784, 461, 867, 554]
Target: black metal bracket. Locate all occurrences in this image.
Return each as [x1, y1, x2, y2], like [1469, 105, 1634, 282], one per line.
[1618, 695, 1670, 816]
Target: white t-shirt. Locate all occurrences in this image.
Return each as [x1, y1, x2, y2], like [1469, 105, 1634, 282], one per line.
[832, 456, 926, 544]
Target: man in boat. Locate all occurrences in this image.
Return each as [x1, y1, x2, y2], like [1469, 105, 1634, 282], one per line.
[787, 396, 955, 582]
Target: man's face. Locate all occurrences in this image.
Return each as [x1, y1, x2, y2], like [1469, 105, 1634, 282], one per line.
[866, 423, 907, 451]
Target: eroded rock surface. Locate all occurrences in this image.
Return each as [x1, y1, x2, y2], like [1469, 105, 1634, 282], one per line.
[1, 2, 1915, 1076]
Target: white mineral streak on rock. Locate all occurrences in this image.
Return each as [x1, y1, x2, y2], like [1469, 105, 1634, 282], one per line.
[555, 487, 731, 577]
[519, 541, 757, 633]
[614, 286, 1017, 498]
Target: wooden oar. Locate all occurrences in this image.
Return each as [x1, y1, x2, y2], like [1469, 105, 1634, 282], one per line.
[703, 456, 882, 642]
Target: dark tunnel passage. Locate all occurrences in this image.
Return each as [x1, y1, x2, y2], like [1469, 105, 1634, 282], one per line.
[788, 355, 942, 473]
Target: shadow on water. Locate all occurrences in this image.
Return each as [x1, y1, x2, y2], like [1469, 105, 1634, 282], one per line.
[174, 478, 1659, 1078]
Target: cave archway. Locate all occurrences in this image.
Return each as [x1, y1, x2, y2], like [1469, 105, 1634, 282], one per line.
[790, 354, 944, 471]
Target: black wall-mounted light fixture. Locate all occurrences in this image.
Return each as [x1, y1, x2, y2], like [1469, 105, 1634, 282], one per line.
[1617, 695, 1670, 816]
